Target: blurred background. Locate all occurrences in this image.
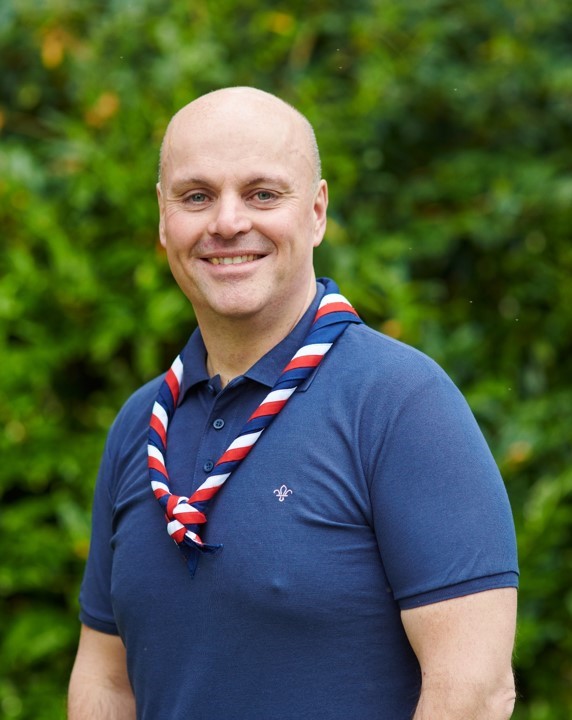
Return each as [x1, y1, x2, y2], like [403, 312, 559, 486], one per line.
[1, 0, 571, 717]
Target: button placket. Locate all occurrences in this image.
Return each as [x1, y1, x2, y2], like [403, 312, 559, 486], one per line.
[197, 381, 247, 481]
[202, 418, 225, 472]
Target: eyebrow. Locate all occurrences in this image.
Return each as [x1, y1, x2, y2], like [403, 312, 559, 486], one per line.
[242, 175, 290, 189]
[169, 174, 291, 194]
[169, 177, 210, 194]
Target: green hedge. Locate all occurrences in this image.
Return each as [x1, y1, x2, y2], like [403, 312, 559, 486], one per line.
[2, 1, 571, 716]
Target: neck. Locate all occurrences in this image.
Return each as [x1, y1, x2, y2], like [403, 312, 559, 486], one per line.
[198, 284, 318, 387]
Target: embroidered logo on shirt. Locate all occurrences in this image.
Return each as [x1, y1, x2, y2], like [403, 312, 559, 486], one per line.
[273, 484, 293, 502]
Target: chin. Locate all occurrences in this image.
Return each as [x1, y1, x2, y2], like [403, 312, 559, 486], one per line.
[204, 285, 271, 316]
[197, 295, 268, 321]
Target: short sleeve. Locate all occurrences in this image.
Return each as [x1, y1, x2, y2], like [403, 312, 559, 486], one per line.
[78, 434, 120, 635]
[370, 371, 519, 609]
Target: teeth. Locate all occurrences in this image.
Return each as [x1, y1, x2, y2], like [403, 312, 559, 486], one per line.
[208, 255, 258, 265]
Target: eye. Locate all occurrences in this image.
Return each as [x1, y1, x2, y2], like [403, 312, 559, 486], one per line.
[185, 192, 209, 204]
[253, 190, 276, 202]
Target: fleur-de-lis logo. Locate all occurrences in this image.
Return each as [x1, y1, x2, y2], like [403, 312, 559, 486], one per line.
[273, 484, 293, 502]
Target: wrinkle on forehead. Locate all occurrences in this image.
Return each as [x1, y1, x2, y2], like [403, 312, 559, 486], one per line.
[158, 87, 321, 189]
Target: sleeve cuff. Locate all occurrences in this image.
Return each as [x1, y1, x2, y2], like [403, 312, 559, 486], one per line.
[398, 571, 519, 610]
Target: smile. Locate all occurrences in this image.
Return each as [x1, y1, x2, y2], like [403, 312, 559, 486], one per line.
[206, 255, 261, 265]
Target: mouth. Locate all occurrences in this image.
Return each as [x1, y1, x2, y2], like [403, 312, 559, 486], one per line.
[205, 254, 263, 265]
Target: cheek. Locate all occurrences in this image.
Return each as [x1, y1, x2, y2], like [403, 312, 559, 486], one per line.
[164, 208, 201, 243]
[269, 217, 310, 253]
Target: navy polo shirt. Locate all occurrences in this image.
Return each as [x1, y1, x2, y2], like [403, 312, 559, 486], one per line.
[80, 279, 518, 720]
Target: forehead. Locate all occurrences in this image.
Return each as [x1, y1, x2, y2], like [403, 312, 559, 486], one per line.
[162, 95, 315, 187]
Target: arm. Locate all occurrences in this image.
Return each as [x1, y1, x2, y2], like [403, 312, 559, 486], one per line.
[68, 624, 136, 720]
[401, 588, 517, 720]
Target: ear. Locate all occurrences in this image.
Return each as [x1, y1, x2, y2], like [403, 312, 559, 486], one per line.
[156, 182, 167, 248]
[312, 179, 328, 248]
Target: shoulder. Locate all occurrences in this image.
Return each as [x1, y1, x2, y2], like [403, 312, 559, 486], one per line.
[309, 322, 473, 459]
[114, 374, 164, 425]
[104, 374, 165, 458]
[343, 322, 440, 368]
[332, 322, 452, 397]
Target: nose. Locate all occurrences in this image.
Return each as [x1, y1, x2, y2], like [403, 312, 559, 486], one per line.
[207, 193, 253, 239]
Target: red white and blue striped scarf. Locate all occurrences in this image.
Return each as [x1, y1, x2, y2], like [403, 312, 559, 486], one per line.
[148, 279, 362, 574]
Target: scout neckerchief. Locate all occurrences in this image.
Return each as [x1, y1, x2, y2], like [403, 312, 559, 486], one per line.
[148, 278, 362, 574]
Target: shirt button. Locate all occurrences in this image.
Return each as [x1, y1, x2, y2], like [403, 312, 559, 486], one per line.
[213, 418, 225, 430]
[203, 460, 214, 472]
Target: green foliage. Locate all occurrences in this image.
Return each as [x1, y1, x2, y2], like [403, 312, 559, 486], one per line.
[1, 0, 570, 716]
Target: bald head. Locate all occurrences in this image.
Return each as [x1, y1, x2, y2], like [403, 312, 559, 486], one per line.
[158, 87, 322, 190]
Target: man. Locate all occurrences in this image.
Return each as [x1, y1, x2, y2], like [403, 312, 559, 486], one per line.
[69, 87, 518, 719]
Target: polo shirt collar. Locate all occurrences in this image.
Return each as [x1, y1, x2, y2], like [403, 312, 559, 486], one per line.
[178, 280, 326, 400]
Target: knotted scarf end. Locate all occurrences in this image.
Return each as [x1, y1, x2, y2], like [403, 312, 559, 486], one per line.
[180, 538, 223, 576]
